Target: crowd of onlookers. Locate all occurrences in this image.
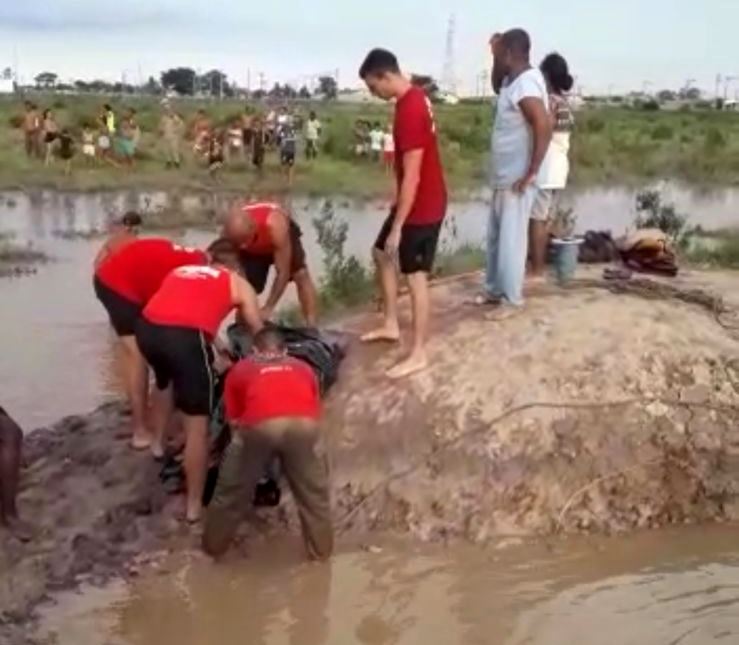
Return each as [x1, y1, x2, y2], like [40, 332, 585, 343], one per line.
[18, 99, 397, 183]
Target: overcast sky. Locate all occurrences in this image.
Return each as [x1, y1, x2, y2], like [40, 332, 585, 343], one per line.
[1, 1, 737, 95]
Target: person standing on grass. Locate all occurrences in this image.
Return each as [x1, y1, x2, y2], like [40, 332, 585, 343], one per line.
[203, 328, 333, 560]
[279, 123, 297, 187]
[22, 102, 41, 159]
[58, 128, 75, 176]
[42, 109, 59, 166]
[0, 406, 32, 541]
[475, 29, 551, 317]
[528, 53, 575, 280]
[136, 240, 263, 523]
[305, 111, 322, 160]
[359, 48, 447, 379]
[369, 122, 384, 163]
[159, 103, 185, 169]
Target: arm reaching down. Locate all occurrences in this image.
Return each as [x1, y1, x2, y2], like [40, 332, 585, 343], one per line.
[386, 148, 423, 253]
[513, 97, 552, 192]
[262, 209, 292, 319]
[231, 273, 264, 334]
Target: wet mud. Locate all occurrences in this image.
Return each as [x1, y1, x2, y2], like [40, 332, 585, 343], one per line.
[3, 270, 739, 644]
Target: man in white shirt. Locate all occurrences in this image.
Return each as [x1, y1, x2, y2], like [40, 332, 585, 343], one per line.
[369, 122, 384, 162]
[478, 28, 551, 317]
[305, 111, 322, 160]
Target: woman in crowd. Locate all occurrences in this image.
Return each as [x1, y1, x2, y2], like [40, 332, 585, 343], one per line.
[528, 53, 575, 280]
[42, 109, 59, 166]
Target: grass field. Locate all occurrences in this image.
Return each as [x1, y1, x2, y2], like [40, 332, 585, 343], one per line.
[0, 95, 738, 195]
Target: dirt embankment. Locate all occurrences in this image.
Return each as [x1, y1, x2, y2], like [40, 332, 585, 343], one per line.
[3, 269, 739, 643]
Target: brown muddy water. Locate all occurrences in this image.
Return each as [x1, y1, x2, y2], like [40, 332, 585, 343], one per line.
[36, 525, 739, 645]
[0, 183, 738, 430]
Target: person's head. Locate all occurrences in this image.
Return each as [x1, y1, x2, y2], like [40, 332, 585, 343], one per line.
[358, 48, 405, 100]
[253, 328, 287, 357]
[540, 53, 574, 95]
[43, 109, 51, 119]
[373, 121, 381, 130]
[206, 237, 241, 271]
[103, 104, 112, 113]
[223, 201, 256, 244]
[309, 111, 316, 120]
[497, 29, 532, 75]
[197, 108, 206, 117]
[126, 107, 136, 118]
[120, 211, 143, 232]
[24, 101, 33, 111]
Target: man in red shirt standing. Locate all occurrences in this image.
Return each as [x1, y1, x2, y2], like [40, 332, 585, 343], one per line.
[359, 49, 447, 379]
[202, 328, 333, 560]
[94, 237, 207, 452]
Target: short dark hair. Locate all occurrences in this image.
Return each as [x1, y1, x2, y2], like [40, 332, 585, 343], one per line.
[502, 29, 531, 58]
[120, 211, 143, 228]
[253, 328, 286, 352]
[540, 52, 574, 94]
[359, 48, 400, 79]
[103, 104, 112, 111]
[207, 237, 240, 267]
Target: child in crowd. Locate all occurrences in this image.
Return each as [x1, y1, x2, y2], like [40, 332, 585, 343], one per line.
[208, 131, 225, 182]
[369, 121, 384, 162]
[97, 128, 112, 162]
[279, 124, 297, 186]
[82, 126, 96, 165]
[58, 128, 75, 176]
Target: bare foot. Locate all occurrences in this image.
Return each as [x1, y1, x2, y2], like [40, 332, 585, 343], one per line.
[186, 502, 203, 525]
[131, 430, 152, 451]
[361, 326, 400, 343]
[150, 442, 166, 461]
[386, 353, 429, 379]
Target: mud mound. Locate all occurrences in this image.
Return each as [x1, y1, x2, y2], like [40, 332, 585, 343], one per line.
[327, 274, 739, 540]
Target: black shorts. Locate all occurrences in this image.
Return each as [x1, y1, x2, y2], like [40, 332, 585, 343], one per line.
[94, 276, 142, 337]
[239, 220, 307, 293]
[374, 211, 443, 275]
[135, 319, 215, 416]
[280, 149, 296, 166]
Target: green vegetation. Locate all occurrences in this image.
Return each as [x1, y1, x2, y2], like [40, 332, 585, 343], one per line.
[1, 96, 738, 195]
[683, 229, 739, 268]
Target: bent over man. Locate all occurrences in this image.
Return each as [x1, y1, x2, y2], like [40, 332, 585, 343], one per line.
[136, 239, 262, 523]
[203, 328, 333, 560]
[224, 201, 318, 327]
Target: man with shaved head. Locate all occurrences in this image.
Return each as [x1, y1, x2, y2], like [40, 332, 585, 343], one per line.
[223, 201, 318, 326]
[477, 28, 552, 318]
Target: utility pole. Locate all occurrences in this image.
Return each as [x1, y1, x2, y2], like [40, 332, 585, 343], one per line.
[715, 73, 723, 99]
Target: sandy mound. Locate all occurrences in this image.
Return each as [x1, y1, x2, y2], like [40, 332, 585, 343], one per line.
[3, 270, 739, 642]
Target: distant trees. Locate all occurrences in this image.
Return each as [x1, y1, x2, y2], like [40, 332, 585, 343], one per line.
[680, 86, 701, 101]
[299, 85, 311, 99]
[317, 75, 338, 99]
[35, 72, 58, 89]
[200, 69, 233, 97]
[657, 89, 676, 102]
[160, 67, 196, 95]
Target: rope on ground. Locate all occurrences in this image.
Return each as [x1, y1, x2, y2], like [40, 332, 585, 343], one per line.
[336, 397, 739, 534]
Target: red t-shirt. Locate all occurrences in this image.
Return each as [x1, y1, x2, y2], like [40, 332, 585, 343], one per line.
[143, 265, 234, 338]
[394, 85, 447, 225]
[224, 356, 320, 427]
[240, 202, 276, 256]
[95, 238, 207, 305]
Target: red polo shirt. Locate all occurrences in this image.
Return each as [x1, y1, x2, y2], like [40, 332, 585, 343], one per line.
[394, 85, 447, 225]
[224, 356, 320, 427]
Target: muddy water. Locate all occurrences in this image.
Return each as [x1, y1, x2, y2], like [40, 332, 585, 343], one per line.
[37, 524, 739, 645]
[1, 184, 738, 429]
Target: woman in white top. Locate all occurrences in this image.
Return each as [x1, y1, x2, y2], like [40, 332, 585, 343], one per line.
[382, 125, 395, 173]
[529, 53, 575, 279]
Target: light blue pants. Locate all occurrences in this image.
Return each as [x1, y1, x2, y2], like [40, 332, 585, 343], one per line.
[484, 187, 537, 306]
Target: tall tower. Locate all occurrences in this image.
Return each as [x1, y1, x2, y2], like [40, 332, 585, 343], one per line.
[441, 14, 457, 96]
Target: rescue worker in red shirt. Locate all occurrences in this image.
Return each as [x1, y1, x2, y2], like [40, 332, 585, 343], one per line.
[137, 238, 263, 523]
[223, 201, 318, 327]
[94, 237, 207, 452]
[203, 328, 333, 560]
[358, 49, 448, 379]
[92, 211, 143, 271]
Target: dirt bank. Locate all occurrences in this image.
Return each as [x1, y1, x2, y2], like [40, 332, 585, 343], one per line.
[3, 268, 739, 643]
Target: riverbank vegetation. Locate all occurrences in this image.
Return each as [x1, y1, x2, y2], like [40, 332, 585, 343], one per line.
[1, 97, 737, 195]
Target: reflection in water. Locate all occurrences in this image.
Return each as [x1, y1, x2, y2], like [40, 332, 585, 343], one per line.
[1, 184, 738, 430]
[36, 526, 739, 645]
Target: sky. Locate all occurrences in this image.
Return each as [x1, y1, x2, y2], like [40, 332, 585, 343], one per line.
[1, 0, 738, 96]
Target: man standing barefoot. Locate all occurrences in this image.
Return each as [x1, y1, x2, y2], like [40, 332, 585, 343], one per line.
[358, 49, 447, 379]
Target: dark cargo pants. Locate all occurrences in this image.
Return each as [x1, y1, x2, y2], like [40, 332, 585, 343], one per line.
[202, 417, 333, 560]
